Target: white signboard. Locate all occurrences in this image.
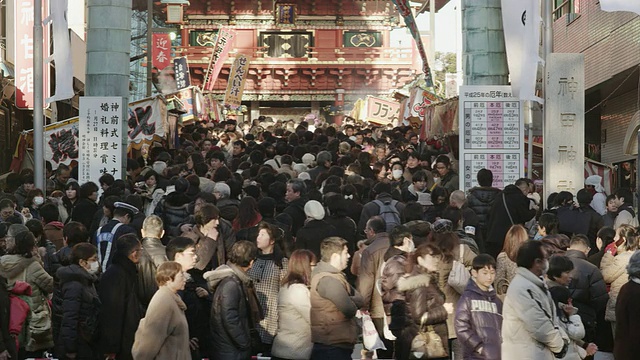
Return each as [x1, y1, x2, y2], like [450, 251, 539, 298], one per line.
[79, 97, 125, 184]
[544, 53, 585, 202]
[459, 86, 525, 191]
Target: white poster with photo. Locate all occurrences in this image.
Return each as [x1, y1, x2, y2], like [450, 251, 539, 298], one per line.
[79, 97, 125, 184]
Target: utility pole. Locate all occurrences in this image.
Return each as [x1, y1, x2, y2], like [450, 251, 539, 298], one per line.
[33, 0, 44, 190]
[460, 0, 508, 85]
[86, 0, 131, 179]
[146, 0, 153, 97]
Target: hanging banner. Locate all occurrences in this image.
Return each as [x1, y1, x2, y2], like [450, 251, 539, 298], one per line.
[600, 0, 640, 14]
[202, 93, 223, 123]
[15, 0, 50, 109]
[128, 97, 167, 147]
[203, 27, 236, 91]
[501, 0, 542, 101]
[152, 33, 172, 70]
[365, 96, 401, 125]
[79, 97, 125, 184]
[173, 57, 191, 90]
[401, 87, 440, 124]
[45, 0, 74, 103]
[390, 0, 433, 87]
[46, 119, 79, 167]
[224, 55, 250, 109]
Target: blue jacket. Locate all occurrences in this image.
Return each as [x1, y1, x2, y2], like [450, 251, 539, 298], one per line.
[454, 279, 503, 360]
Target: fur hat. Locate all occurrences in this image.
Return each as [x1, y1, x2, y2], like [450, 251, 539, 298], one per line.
[304, 200, 325, 221]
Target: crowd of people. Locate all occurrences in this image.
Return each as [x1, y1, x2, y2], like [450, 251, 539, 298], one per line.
[0, 116, 637, 360]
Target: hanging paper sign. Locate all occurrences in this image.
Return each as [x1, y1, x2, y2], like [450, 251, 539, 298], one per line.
[152, 33, 172, 70]
[127, 97, 167, 145]
[79, 97, 125, 184]
[46, 119, 79, 167]
[365, 96, 401, 125]
[224, 55, 250, 109]
[391, 0, 433, 87]
[203, 27, 236, 91]
[173, 56, 191, 90]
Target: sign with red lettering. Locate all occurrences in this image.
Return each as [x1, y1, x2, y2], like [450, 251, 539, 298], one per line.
[15, 0, 50, 109]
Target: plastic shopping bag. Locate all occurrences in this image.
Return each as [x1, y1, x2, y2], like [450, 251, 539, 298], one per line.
[362, 313, 386, 351]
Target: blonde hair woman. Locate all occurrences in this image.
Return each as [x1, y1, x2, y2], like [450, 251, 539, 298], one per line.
[495, 225, 529, 297]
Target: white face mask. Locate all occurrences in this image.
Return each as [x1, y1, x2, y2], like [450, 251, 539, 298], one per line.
[33, 196, 44, 206]
[88, 261, 100, 275]
[392, 169, 403, 179]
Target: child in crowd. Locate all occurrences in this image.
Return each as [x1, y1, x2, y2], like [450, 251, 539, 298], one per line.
[454, 254, 503, 360]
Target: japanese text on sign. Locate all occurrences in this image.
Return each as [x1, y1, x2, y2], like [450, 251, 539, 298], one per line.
[366, 96, 401, 126]
[173, 57, 191, 90]
[458, 85, 525, 192]
[224, 55, 250, 109]
[79, 97, 124, 184]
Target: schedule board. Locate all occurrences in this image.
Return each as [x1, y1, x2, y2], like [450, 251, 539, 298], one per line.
[458, 86, 525, 191]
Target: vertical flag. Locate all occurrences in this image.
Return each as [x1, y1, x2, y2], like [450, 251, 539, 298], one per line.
[501, 0, 541, 101]
[203, 27, 237, 91]
[391, 0, 434, 87]
[599, 0, 640, 14]
[224, 55, 249, 109]
[152, 33, 172, 70]
[45, 0, 75, 103]
[173, 57, 191, 90]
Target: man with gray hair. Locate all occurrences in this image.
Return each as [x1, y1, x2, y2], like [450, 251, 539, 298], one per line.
[308, 151, 332, 182]
[214, 182, 239, 222]
[450, 190, 480, 241]
[5, 224, 29, 254]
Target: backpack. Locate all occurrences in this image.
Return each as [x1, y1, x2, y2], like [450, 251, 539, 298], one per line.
[96, 222, 124, 273]
[373, 199, 401, 232]
[8, 281, 32, 350]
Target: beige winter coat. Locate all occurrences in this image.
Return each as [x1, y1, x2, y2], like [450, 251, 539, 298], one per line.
[132, 286, 190, 360]
[436, 243, 476, 339]
[600, 250, 632, 322]
[0, 254, 54, 351]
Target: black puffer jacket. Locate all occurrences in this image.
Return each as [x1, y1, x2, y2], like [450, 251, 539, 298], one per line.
[154, 192, 192, 237]
[295, 220, 339, 260]
[206, 265, 257, 360]
[485, 185, 536, 257]
[393, 270, 449, 360]
[53, 264, 101, 358]
[283, 197, 307, 235]
[454, 279, 503, 360]
[565, 249, 609, 341]
[467, 186, 501, 230]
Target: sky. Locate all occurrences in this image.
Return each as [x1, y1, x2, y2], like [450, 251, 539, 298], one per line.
[416, 0, 460, 54]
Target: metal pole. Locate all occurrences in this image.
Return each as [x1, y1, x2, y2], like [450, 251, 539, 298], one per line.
[33, 0, 45, 191]
[542, 0, 553, 201]
[146, 0, 153, 97]
[429, 0, 436, 65]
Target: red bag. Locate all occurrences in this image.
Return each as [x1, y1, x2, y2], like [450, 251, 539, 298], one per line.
[9, 280, 32, 349]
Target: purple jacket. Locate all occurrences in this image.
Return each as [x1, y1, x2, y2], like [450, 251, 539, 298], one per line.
[454, 279, 503, 360]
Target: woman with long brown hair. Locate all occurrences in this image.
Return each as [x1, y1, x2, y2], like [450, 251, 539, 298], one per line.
[495, 224, 529, 297]
[271, 249, 316, 360]
[232, 196, 263, 232]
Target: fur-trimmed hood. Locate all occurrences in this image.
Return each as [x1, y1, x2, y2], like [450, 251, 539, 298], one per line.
[397, 271, 434, 292]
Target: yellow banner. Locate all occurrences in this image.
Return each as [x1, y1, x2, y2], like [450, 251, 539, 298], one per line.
[224, 55, 250, 109]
